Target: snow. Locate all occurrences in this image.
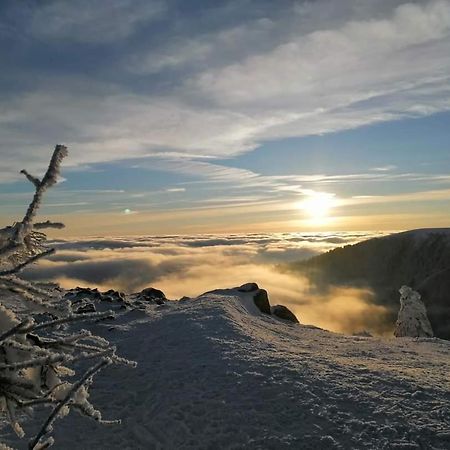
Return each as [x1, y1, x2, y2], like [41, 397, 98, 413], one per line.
[2, 286, 450, 449]
[392, 228, 450, 246]
[397, 228, 450, 237]
[394, 286, 434, 338]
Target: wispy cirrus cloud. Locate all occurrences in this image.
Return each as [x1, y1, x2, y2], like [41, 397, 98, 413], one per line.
[348, 187, 450, 205]
[1, 0, 450, 184]
[29, 0, 166, 43]
[370, 165, 397, 172]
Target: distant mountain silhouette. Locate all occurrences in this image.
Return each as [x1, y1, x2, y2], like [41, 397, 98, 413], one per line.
[288, 229, 450, 339]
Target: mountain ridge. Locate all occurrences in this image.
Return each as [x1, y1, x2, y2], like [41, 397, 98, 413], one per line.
[288, 228, 450, 339]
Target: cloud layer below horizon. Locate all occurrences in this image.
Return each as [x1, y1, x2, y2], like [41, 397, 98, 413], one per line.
[23, 231, 394, 335]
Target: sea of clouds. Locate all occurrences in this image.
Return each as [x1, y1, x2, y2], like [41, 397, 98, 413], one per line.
[23, 231, 394, 335]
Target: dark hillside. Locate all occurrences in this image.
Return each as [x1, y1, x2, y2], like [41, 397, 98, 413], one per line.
[288, 229, 450, 339]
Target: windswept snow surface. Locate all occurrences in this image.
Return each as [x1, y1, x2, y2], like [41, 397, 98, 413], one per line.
[3, 288, 450, 449]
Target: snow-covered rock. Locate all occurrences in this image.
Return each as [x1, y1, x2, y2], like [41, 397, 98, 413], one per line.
[394, 285, 434, 338]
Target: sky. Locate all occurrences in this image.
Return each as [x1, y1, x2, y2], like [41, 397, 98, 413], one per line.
[1, 0, 450, 235]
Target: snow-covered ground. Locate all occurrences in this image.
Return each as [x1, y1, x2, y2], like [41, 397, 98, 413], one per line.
[3, 286, 449, 449]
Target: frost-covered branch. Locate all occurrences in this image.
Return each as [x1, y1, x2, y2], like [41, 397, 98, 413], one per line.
[33, 221, 65, 231]
[19, 145, 68, 236]
[0, 145, 136, 449]
[28, 358, 111, 450]
[0, 144, 67, 267]
[0, 249, 55, 277]
[20, 170, 41, 189]
[0, 319, 33, 343]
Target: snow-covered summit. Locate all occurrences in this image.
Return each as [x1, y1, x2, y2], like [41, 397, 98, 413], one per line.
[394, 228, 450, 238]
[3, 284, 449, 449]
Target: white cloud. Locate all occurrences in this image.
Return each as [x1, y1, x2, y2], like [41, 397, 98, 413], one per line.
[194, 1, 450, 106]
[128, 17, 275, 74]
[347, 187, 450, 206]
[1, 1, 450, 187]
[129, 39, 214, 74]
[371, 165, 398, 172]
[165, 188, 186, 193]
[30, 0, 165, 43]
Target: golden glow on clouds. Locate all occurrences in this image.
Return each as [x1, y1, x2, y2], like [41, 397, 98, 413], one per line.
[1, 186, 449, 236]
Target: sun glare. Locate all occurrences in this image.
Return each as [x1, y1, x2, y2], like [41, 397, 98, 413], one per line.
[300, 192, 337, 223]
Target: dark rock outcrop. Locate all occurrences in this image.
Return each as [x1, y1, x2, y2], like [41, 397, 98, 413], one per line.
[271, 305, 299, 323]
[65, 287, 129, 308]
[138, 287, 166, 305]
[103, 289, 126, 302]
[238, 282, 259, 293]
[252, 289, 271, 314]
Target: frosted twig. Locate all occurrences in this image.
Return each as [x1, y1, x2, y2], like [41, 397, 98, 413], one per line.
[28, 358, 111, 450]
[21, 310, 114, 334]
[34, 330, 93, 348]
[0, 376, 35, 390]
[0, 249, 55, 276]
[20, 170, 41, 188]
[19, 145, 68, 237]
[0, 319, 33, 343]
[71, 403, 121, 425]
[0, 241, 22, 260]
[60, 342, 135, 367]
[18, 399, 58, 408]
[5, 397, 25, 438]
[1, 345, 116, 371]
[3, 276, 55, 297]
[0, 354, 67, 371]
[33, 222, 65, 230]
[2, 339, 53, 357]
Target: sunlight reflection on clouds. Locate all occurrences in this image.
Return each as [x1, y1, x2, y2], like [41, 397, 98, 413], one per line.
[23, 231, 393, 335]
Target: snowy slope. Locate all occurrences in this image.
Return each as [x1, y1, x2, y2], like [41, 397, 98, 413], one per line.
[2, 287, 450, 449]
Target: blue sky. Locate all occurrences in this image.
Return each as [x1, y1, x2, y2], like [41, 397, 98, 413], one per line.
[0, 0, 449, 234]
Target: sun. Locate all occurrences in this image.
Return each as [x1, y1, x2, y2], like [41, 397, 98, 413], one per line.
[300, 192, 337, 223]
